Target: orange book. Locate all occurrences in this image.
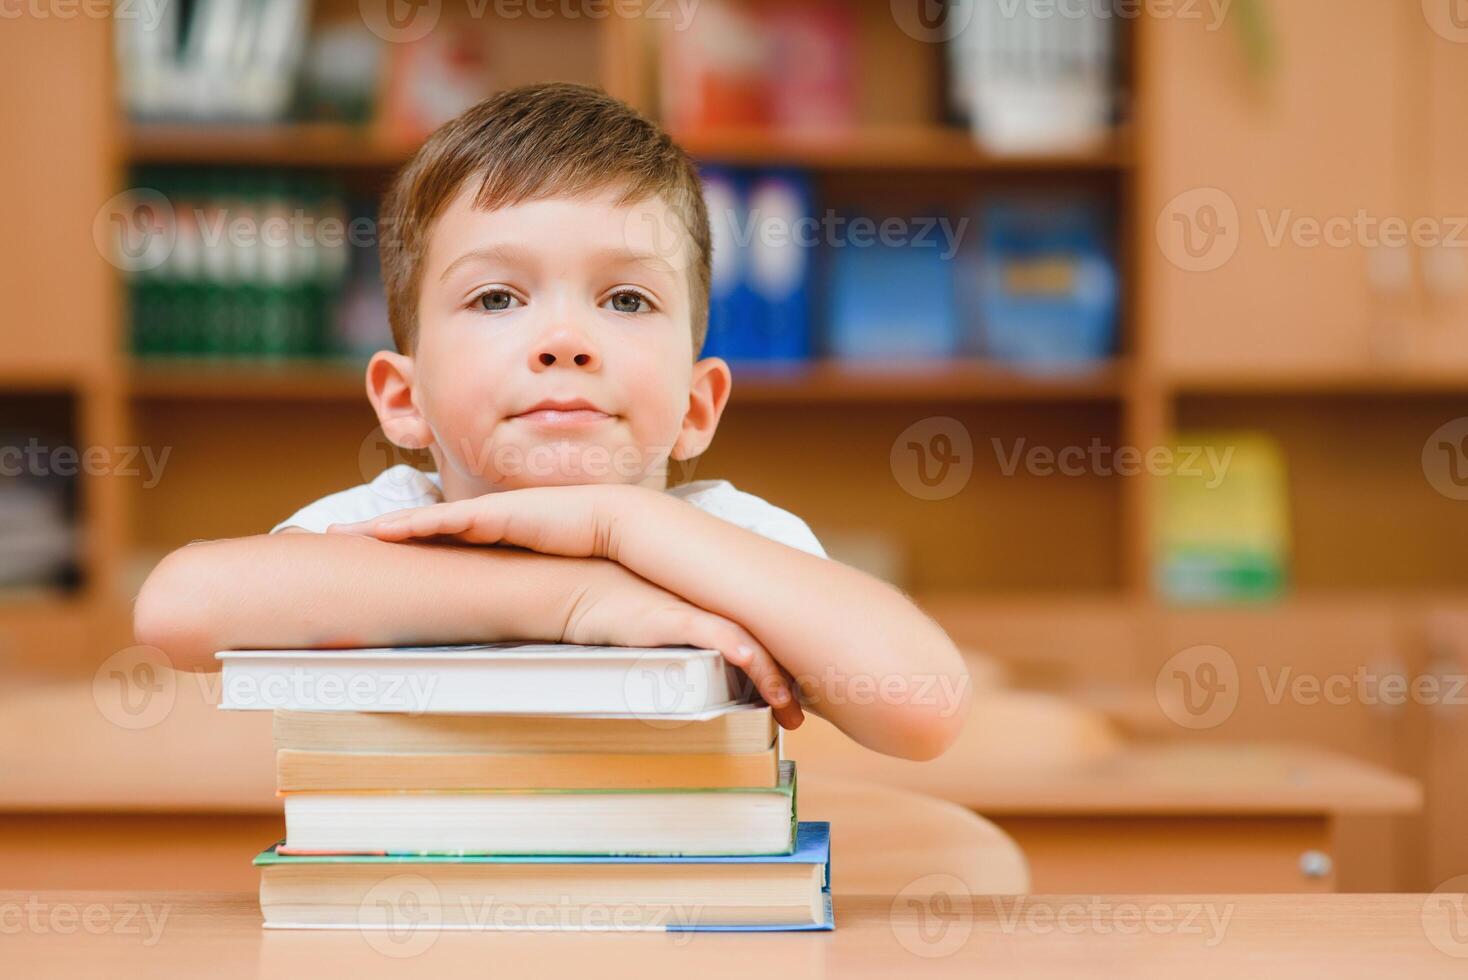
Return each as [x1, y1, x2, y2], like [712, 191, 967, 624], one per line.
[276, 746, 780, 792]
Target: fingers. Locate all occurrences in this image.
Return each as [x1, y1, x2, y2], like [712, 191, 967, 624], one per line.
[326, 506, 435, 538]
[689, 618, 804, 730]
[331, 502, 502, 544]
[379, 502, 484, 541]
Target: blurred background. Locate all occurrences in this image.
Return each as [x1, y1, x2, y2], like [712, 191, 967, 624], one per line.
[1, 0, 1466, 896]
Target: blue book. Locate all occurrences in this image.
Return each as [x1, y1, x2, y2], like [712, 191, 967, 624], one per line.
[744, 169, 814, 363]
[826, 213, 959, 360]
[699, 165, 759, 361]
[254, 821, 834, 932]
[968, 196, 1118, 372]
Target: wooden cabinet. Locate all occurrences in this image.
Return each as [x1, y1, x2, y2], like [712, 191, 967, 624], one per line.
[1414, 22, 1468, 361]
[1141, 1, 1419, 376]
[0, 16, 117, 381]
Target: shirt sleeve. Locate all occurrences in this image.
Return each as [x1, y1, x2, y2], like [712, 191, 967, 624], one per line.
[270, 484, 390, 534]
[271, 466, 440, 534]
[743, 513, 828, 559]
[673, 481, 828, 559]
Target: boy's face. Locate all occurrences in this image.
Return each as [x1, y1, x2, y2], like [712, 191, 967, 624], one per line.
[368, 183, 730, 499]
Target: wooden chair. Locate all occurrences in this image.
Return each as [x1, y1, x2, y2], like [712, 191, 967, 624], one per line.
[798, 775, 1030, 896]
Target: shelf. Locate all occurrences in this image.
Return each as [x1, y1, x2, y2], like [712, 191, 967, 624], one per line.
[128, 357, 1126, 404]
[1166, 366, 1468, 396]
[125, 122, 1131, 173]
[0, 364, 105, 392]
[672, 126, 1131, 172]
[0, 591, 83, 615]
[129, 358, 369, 401]
[125, 123, 415, 168]
[732, 360, 1126, 403]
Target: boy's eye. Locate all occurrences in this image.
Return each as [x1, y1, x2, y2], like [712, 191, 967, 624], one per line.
[604, 289, 652, 314]
[475, 289, 521, 312]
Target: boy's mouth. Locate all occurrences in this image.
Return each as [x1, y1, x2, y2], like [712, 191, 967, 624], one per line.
[511, 398, 613, 428]
[513, 408, 612, 427]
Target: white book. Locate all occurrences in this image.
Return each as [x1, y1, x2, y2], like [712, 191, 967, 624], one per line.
[280, 762, 798, 857]
[215, 643, 748, 717]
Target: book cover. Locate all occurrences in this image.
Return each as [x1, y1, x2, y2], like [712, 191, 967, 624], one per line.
[278, 761, 798, 857]
[216, 642, 749, 716]
[256, 821, 833, 933]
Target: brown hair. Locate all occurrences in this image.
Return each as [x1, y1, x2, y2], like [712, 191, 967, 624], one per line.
[378, 82, 711, 356]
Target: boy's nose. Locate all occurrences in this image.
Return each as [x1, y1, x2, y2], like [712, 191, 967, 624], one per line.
[532, 330, 600, 370]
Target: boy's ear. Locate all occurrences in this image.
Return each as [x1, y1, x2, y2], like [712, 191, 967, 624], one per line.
[366, 351, 434, 450]
[672, 356, 732, 461]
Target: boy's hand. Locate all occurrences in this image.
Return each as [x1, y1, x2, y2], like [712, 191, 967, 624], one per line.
[327, 484, 648, 561]
[560, 562, 804, 730]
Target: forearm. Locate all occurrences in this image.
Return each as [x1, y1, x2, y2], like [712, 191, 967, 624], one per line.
[612, 493, 970, 759]
[133, 533, 599, 671]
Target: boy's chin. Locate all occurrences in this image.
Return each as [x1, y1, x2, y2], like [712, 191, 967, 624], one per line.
[479, 467, 667, 492]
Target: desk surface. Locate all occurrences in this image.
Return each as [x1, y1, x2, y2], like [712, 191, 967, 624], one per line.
[5, 891, 1466, 979]
[790, 720, 1423, 816]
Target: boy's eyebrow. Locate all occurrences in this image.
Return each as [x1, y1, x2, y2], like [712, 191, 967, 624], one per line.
[438, 244, 536, 284]
[438, 244, 681, 284]
[584, 246, 682, 280]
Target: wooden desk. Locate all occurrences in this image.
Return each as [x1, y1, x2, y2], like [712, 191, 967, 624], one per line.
[5, 891, 1466, 979]
[789, 719, 1423, 893]
[0, 682, 1425, 893]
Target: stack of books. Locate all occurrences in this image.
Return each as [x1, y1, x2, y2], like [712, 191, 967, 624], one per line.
[218, 642, 833, 932]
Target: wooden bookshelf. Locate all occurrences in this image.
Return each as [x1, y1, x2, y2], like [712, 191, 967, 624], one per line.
[126, 123, 414, 168]
[128, 357, 1127, 404]
[672, 126, 1131, 172]
[1165, 366, 1468, 396]
[125, 122, 1132, 174]
[129, 358, 369, 401]
[9, 0, 1468, 893]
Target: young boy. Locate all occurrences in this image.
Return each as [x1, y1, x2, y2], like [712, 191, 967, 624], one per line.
[133, 83, 968, 761]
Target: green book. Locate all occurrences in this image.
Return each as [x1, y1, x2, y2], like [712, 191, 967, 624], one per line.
[254, 822, 833, 932]
[279, 760, 797, 858]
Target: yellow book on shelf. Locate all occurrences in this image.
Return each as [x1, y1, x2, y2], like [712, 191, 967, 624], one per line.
[1157, 431, 1289, 603]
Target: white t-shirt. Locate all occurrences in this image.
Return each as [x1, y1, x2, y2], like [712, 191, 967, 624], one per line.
[271, 465, 827, 559]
